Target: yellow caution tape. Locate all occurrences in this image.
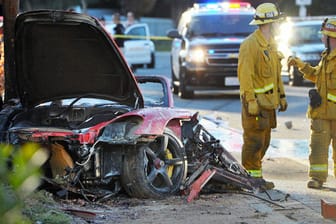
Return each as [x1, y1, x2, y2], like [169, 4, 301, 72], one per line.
[113, 34, 172, 41]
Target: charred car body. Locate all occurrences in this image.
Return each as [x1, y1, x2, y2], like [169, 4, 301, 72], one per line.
[0, 10, 264, 200]
[0, 10, 194, 199]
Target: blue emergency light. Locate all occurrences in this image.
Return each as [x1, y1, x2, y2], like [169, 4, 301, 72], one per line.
[193, 1, 251, 11]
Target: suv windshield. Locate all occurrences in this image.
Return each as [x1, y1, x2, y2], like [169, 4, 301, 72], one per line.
[187, 14, 255, 37]
[290, 24, 322, 45]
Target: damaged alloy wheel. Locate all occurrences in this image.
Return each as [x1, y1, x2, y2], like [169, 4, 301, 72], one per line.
[122, 128, 187, 198]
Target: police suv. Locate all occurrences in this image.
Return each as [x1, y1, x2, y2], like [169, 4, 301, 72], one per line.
[167, 2, 256, 98]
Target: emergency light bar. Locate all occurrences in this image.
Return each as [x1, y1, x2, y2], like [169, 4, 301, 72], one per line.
[193, 2, 251, 11]
[228, 2, 251, 9]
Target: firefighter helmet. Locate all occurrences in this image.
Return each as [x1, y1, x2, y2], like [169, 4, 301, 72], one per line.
[249, 3, 284, 25]
[321, 18, 336, 38]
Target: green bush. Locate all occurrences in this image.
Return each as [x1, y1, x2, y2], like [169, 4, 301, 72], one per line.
[0, 143, 48, 224]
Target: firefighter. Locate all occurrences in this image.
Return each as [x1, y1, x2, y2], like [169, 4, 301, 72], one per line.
[238, 3, 287, 189]
[288, 17, 336, 189]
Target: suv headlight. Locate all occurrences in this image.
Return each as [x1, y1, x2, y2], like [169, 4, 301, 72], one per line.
[186, 48, 205, 63]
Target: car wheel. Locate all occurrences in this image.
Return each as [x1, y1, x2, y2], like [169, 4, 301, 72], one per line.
[179, 68, 194, 99]
[121, 128, 187, 198]
[148, 53, 155, 68]
[289, 67, 303, 86]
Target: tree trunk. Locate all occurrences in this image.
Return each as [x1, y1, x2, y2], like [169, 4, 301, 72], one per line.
[3, 0, 19, 101]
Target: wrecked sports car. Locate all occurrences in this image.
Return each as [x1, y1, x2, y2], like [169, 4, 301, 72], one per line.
[0, 10, 262, 200]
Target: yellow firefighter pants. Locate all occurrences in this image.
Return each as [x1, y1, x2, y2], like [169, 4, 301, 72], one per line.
[309, 119, 336, 182]
[241, 103, 276, 177]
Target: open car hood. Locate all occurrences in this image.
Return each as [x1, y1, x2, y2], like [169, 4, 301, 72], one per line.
[13, 10, 143, 108]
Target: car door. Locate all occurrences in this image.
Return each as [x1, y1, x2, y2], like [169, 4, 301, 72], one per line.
[123, 23, 154, 66]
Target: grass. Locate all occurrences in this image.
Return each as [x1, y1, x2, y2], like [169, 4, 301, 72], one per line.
[154, 40, 172, 52]
[23, 190, 73, 224]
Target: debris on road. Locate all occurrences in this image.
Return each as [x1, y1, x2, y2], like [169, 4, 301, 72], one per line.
[181, 123, 278, 202]
[321, 199, 336, 220]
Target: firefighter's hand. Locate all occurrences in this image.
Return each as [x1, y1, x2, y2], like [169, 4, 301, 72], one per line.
[247, 100, 259, 116]
[279, 98, 288, 112]
[287, 56, 305, 69]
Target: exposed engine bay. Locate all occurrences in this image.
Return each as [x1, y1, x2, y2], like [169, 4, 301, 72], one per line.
[9, 99, 132, 130]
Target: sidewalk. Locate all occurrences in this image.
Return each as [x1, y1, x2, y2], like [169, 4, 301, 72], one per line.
[263, 156, 336, 220]
[198, 115, 336, 223]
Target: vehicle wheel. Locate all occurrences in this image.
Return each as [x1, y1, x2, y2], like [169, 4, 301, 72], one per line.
[289, 67, 303, 86]
[121, 128, 187, 198]
[179, 68, 194, 99]
[148, 53, 155, 68]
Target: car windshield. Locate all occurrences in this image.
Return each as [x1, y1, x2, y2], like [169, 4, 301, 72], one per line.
[187, 14, 255, 37]
[290, 23, 322, 45]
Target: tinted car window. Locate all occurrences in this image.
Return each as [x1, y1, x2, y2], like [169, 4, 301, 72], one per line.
[186, 14, 255, 37]
[127, 26, 146, 40]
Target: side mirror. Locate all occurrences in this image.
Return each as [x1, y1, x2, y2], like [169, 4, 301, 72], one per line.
[166, 29, 181, 39]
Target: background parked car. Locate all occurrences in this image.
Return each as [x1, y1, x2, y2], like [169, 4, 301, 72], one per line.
[278, 18, 325, 86]
[123, 23, 156, 70]
[105, 21, 155, 70]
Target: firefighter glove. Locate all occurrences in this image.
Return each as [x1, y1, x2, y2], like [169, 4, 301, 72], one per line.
[279, 98, 288, 112]
[287, 56, 305, 70]
[247, 100, 259, 115]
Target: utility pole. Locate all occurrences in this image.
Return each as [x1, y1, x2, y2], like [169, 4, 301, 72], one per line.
[295, 0, 312, 17]
[3, 0, 19, 101]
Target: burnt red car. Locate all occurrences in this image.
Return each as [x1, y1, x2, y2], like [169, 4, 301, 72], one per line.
[0, 10, 200, 199]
